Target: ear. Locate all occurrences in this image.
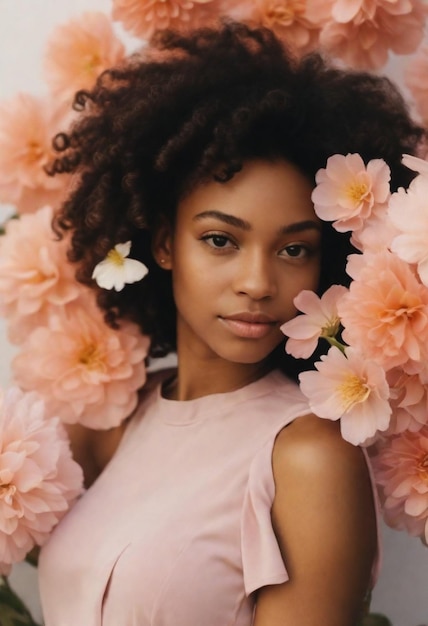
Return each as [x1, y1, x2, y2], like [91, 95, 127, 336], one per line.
[151, 219, 173, 270]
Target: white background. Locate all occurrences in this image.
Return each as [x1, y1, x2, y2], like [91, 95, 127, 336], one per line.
[0, 1, 427, 624]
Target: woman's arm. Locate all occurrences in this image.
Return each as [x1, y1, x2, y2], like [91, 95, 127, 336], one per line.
[254, 415, 377, 626]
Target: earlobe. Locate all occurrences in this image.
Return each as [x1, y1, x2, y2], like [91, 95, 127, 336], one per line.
[152, 220, 173, 270]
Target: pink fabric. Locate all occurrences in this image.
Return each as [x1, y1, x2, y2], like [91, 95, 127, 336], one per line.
[38, 369, 380, 626]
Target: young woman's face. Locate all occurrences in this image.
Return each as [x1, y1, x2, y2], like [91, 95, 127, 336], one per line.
[160, 159, 322, 366]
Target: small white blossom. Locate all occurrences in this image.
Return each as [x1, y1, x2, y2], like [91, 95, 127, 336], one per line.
[92, 241, 148, 291]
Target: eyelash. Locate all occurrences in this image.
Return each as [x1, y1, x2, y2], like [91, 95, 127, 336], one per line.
[200, 233, 314, 259]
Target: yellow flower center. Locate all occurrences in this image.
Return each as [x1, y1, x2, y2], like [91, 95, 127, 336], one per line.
[417, 454, 428, 482]
[0, 482, 16, 503]
[347, 181, 369, 204]
[337, 373, 370, 412]
[320, 315, 341, 339]
[26, 140, 44, 165]
[78, 342, 105, 371]
[264, 0, 305, 26]
[83, 53, 102, 75]
[107, 248, 125, 267]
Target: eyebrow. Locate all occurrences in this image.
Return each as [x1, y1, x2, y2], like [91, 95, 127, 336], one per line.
[193, 210, 321, 235]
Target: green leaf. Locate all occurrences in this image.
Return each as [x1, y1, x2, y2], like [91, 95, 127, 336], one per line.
[360, 613, 393, 626]
[0, 577, 42, 626]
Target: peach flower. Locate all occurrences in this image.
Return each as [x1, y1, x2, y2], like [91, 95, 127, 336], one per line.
[240, 0, 323, 55]
[44, 12, 126, 105]
[112, 0, 220, 40]
[299, 346, 391, 445]
[371, 427, 428, 541]
[312, 154, 391, 233]
[401, 153, 428, 177]
[0, 93, 71, 214]
[0, 206, 82, 344]
[281, 285, 347, 358]
[338, 250, 428, 372]
[388, 174, 428, 287]
[319, 0, 427, 70]
[405, 42, 428, 124]
[0, 386, 83, 575]
[351, 204, 399, 254]
[386, 368, 428, 434]
[12, 299, 150, 429]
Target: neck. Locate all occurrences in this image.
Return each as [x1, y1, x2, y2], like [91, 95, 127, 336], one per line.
[165, 356, 273, 401]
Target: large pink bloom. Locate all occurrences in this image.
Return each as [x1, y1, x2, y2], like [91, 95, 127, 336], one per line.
[0, 206, 82, 344]
[281, 285, 347, 358]
[0, 386, 83, 575]
[371, 427, 428, 541]
[240, 0, 323, 55]
[386, 368, 428, 435]
[299, 346, 391, 445]
[112, 0, 221, 40]
[338, 250, 428, 372]
[12, 299, 150, 429]
[0, 93, 71, 214]
[319, 0, 427, 70]
[389, 175, 428, 288]
[312, 154, 390, 233]
[405, 42, 428, 125]
[44, 12, 126, 105]
[350, 204, 399, 254]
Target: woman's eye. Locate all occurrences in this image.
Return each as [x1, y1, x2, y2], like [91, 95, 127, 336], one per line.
[202, 234, 235, 249]
[281, 244, 309, 259]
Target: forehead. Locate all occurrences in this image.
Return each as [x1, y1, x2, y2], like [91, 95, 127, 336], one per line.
[176, 159, 317, 226]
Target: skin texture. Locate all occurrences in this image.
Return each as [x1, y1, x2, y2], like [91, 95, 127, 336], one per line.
[153, 159, 322, 400]
[71, 158, 376, 624]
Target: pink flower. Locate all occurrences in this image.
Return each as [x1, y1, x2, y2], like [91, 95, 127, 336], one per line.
[242, 0, 323, 55]
[281, 285, 347, 358]
[0, 386, 83, 575]
[388, 174, 428, 287]
[112, 0, 220, 40]
[386, 368, 428, 434]
[338, 250, 428, 372]
[312, 154, 391, 233]
[319, 0, 427, 70]
[401, 153, 428, 176]
[371, 427, 428, 541]
[350, 204, 399, 253]
[0, 93, 71, 214]
[43, 12, 126, 106]
[12, 298, 150, 429]
[299, 346, 391, 445]
[405, 42, 428, 124]
[0, 206, 82, 344]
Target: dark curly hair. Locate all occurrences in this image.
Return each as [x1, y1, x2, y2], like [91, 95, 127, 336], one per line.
[50, 21, 425, 373]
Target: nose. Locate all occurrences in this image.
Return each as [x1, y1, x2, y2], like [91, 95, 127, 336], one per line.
[233, 249, 277, 300]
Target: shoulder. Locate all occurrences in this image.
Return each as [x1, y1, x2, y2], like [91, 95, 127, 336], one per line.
[272, 413, 367, 475]
[271, 413, 377, 568]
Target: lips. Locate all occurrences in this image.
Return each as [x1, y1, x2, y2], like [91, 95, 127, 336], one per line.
[219, 312, 278, 339]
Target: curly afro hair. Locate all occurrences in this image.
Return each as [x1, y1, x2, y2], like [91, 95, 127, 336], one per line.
[50, 20, 425, 367]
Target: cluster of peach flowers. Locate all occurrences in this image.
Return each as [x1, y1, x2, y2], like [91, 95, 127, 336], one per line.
[111, 0, 427, 68]
[0, 11, 151, 575]
[281, 152, 428, 543]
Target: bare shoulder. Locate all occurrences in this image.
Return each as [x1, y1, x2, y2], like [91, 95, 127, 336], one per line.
[253, 414, 377, 625]
[272, 413, 369, 486]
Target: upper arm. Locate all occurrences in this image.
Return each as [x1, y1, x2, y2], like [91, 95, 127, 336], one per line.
[253, 415, 377, 626]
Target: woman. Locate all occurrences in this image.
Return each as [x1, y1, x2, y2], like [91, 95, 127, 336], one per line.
[38, 22, 424, 625]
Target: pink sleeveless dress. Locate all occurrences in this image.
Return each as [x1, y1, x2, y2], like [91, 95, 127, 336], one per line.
[38, 369, 379, 626]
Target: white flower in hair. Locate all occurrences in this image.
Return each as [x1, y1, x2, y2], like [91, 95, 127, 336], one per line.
[92, 241, 148, 291]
